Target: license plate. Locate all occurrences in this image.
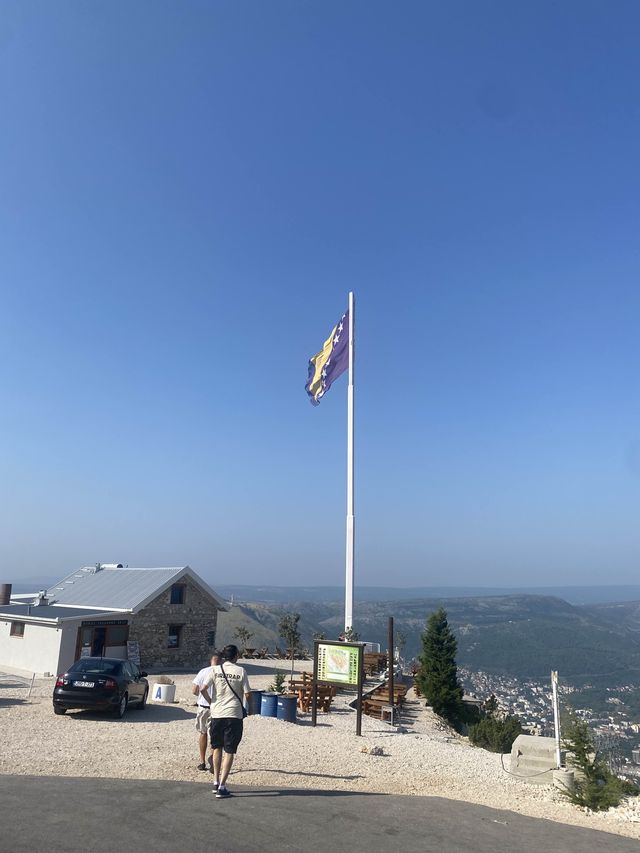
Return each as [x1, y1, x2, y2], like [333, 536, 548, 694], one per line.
[73, 680, 95, 688]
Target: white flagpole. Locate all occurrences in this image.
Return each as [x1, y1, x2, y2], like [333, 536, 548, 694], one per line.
[345, 291, 355, 632]
[551, 670, 562, 768]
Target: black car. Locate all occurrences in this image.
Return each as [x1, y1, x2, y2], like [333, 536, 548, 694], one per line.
[53, 657, 149, 718]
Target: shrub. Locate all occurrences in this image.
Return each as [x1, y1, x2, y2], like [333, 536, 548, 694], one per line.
[342, 626, 360, 641]
[153, 675, 174, 685]
[269, 671, 287, 694]
[561, 713, 639, 810]
[469, 714, 523, 753]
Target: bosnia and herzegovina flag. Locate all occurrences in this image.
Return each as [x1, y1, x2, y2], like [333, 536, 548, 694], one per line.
[305, 311, 349, 405]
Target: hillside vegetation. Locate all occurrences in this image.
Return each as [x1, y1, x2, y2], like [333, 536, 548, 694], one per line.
[216, 593, 640, 685]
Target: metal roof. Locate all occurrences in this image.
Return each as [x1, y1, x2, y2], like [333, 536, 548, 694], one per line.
[0, 604, 122, 622]
[45, 565, 227, 613]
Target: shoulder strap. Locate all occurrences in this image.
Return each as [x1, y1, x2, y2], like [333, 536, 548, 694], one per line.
[219, 663, 244, 711]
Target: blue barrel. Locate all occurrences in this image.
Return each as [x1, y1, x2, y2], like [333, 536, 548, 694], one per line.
[260, 692, 278, 717]
[246, 690, 263, 716]
[276, 694, 297, 723]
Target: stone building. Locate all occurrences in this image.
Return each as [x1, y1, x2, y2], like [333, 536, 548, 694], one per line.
[0, 564, 227, 675]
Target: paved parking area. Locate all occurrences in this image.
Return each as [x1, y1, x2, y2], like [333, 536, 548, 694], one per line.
[1, 776, 638, 853]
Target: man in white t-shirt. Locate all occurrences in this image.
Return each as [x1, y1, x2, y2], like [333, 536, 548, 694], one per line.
[200, 644, 250, 799]
[192, 651, 221, 771]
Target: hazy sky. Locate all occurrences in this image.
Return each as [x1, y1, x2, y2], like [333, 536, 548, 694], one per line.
[1, 2, 639, 587]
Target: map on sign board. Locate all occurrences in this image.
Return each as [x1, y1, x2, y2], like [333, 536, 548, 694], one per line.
[317, 642, 360, 685]
[127, 640, 141, 666]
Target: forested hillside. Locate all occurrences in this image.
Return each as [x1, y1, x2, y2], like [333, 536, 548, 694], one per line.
[216, 593, 640, 686]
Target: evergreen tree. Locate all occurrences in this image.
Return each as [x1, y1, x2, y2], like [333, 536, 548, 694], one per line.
[561, 712, 638, 810]
[416, 608, 464, 726]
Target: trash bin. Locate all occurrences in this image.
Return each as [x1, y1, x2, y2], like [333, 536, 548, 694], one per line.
[260, 692, 278, 717]
[276, 694, 297, 723]
[246, 690, 263, 716]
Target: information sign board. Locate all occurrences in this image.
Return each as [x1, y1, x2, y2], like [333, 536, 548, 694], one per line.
[316, 642, 360, 686]
[127, 640, 141, 666]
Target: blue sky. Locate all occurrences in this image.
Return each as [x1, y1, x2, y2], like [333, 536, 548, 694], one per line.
[1, 1, 639, 587]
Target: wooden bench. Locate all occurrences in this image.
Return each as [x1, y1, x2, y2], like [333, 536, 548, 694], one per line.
[361, 678, 408, 720]
[364, 653, 388, 676]
[370, 687, 407, 704]
[364, 693, 405, 709]
[296, 685, 335, 713]
[362, 699, 398, 721]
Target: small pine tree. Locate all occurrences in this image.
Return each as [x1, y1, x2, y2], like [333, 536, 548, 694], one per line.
[416, 608, 464, 727]
[269, 671, 287, 694]
[561, 712, 638, 810]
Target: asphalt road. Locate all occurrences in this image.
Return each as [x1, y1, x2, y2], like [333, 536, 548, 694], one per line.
[1, 776, 637, 853]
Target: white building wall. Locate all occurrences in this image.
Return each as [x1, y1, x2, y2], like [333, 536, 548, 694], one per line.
[0, 619, 61, 676]
[57, 621, 81, 673]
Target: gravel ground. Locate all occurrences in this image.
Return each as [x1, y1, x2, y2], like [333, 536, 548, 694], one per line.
[1, 661, 639, 839]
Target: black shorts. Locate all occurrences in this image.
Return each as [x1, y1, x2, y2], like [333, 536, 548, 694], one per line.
[209, 717, 244, 754]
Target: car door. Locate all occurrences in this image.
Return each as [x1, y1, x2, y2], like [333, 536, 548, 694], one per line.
[125, 662, 144, 701]
[120, 662, 137, 701]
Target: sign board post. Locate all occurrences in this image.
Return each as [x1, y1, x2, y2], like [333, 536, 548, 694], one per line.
[312, 640, 365, 735]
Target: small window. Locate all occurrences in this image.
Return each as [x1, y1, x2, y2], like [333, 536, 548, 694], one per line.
[168, 625, 182, 648]
[170, 584, 186, 605]
[10, 622, 25, 638]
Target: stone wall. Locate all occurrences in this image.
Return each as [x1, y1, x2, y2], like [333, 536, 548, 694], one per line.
[128, 576, 219, 671]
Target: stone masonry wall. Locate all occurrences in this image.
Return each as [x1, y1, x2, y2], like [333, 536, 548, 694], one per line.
[128, 576, 219, 671]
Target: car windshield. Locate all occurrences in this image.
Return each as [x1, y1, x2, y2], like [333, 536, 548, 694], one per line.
[69, 659, 121, 676]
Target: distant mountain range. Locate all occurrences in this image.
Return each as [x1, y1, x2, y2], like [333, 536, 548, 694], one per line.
[10, 578, 640, 606]
[216, 590, 640, 688]
[215, 584, 640, 606]
[10, 577, 640, 688]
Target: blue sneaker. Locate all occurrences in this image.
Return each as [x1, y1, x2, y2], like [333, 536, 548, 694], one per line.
[211, 782, 219, 793]
[216, 785, 230, 798]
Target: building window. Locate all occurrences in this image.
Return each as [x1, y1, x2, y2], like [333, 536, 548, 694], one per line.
[10, 622, 25, 638]
[170, 584, 186, 605]
[168, 625, 182, 649]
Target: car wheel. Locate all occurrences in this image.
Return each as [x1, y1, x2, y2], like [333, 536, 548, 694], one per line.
[53, 706, 67, 715]
[115, 692, 128, 718]
[136, 688, 148, 710]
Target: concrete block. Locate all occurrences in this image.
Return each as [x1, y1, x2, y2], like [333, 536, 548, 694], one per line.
[553, 767, 575, 794]
[509, 734, 559, 785]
